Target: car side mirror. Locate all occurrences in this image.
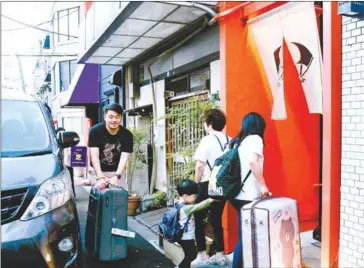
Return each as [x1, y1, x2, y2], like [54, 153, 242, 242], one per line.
[58, 131, 80, 148]
[56, 127, 65, 134]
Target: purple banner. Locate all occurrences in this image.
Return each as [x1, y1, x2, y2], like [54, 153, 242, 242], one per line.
[70, 146, 87, 167]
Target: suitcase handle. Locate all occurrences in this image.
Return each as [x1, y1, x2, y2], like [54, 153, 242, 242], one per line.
[250, 194, 275, 268]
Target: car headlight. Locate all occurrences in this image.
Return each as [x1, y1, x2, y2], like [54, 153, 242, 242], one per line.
[20, 169, 73, 221]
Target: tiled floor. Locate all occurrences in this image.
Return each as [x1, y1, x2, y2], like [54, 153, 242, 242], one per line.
[135, 207, 169, 235]
[301, 231, 321, 268]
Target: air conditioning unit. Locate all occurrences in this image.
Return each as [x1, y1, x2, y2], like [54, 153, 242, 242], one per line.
[164, 91, 175, 98]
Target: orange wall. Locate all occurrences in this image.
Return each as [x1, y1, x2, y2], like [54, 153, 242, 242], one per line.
[220, 2, 321, 231]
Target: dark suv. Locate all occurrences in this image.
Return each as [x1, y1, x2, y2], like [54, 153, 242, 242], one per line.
[1, 90, 83, 267]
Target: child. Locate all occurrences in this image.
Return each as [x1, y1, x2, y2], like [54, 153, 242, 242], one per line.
[176, 179, 215, 268]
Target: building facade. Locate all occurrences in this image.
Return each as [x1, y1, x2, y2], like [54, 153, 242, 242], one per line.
[77, 2, 220, 195]
[340, 14, 364, 268]
[31, 2, 363, 265]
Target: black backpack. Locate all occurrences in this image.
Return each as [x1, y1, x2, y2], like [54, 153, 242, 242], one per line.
[159, 203, 191, 243]
[208, 141, 251, 200]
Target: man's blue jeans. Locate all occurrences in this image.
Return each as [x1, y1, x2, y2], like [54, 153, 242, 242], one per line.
[230, 199, 251, 268]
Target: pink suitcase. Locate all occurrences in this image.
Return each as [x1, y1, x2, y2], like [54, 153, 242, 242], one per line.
[242, 197, 302, 268]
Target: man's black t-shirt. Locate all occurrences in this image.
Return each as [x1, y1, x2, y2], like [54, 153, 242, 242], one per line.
[88, 123, 133, 172]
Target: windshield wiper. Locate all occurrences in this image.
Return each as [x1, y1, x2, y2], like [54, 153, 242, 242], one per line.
[17, 150, 52, 157]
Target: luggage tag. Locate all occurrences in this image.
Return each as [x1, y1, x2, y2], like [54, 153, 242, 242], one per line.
[111, 228, 136, 238]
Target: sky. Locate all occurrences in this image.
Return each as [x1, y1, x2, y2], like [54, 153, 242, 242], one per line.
[1, 2, 54, 93]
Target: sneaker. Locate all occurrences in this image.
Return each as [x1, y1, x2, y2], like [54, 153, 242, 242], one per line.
[191, 254, 208, 267]
[208, 254, 228, 266]
[226, 252, 234, 264]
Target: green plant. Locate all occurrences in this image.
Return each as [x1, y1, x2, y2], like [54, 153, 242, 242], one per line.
[153, 190, 167, 208]
[126, 127, 149, 195]
[156, 96, 219, 201]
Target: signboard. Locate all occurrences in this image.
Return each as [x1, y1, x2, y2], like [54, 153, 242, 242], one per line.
[70, 146, 87, 167]
[338, 2, 364, 16]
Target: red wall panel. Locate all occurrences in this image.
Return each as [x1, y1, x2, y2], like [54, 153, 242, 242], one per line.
[220, 2, 321, 234]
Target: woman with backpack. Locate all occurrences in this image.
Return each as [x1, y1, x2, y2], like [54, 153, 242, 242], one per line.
[230, 112, 270, 268]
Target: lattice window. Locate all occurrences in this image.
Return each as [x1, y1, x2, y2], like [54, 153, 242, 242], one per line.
[166, 93, 209, 194]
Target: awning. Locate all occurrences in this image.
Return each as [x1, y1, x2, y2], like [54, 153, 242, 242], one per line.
[78, 2, 216, 66]
[58, 64, 99, 107]
[124, 104, 153, 116]
[110, 69, 122, 86]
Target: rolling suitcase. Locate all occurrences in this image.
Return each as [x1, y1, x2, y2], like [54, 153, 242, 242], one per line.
[85, 185, 129, 261]
[242, 197, 302, 268]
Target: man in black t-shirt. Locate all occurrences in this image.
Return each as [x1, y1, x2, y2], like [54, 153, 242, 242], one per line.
[87, 103, 133, 188]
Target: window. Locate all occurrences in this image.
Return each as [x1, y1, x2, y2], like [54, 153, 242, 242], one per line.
[1, 100, 51, 157]
[190, 68, 210, 92]
[59, 60, 78, 92]
[167, 75, 189, 96]
[166, 67, 210, 96]
[53, 6, 80, 44]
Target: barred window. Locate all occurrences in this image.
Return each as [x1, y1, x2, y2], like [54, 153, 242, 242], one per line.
[53, 6, 80, 44]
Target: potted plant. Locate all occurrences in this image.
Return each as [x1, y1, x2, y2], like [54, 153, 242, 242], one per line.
[126, 127, 149, 216]
[151, 190, 167, 210]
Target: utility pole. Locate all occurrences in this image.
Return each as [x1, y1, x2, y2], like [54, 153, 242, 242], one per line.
[15, 53, 26, 93]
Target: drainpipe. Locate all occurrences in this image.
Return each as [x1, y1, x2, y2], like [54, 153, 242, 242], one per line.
[168, 1, 250, 25]
[113, 87, 120, 104]
[167, 1, 217, 24]
[122, 69, 127, 127]
[147, 17, 209, 196]
[208, 2, 250, 24]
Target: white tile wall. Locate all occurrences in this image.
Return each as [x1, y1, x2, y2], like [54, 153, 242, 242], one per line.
[340, 15, 364, 268]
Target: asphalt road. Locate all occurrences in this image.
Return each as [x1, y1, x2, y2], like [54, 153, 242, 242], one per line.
[75, 186, 175, 268]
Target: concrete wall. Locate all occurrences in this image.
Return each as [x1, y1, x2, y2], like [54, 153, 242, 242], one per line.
[133, 115, 152, 196]
[340, 15, 364, 267]
[138, 80, 167, 192]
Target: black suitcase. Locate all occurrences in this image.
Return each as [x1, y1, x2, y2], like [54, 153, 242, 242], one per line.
[85, 185, 129, 261]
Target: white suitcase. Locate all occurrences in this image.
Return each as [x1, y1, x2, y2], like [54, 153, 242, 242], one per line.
[242, 197, 302, 268]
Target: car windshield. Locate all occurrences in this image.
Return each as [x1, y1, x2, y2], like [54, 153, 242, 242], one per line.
[1, 99, 51, 157]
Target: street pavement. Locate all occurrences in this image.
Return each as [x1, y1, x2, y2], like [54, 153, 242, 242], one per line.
[75, 186, 175, 268]
[74, 185, 320, 268]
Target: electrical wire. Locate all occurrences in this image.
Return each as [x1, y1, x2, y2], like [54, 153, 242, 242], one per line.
[2, 8, 79, 32]
[1, 14, 78, 38]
